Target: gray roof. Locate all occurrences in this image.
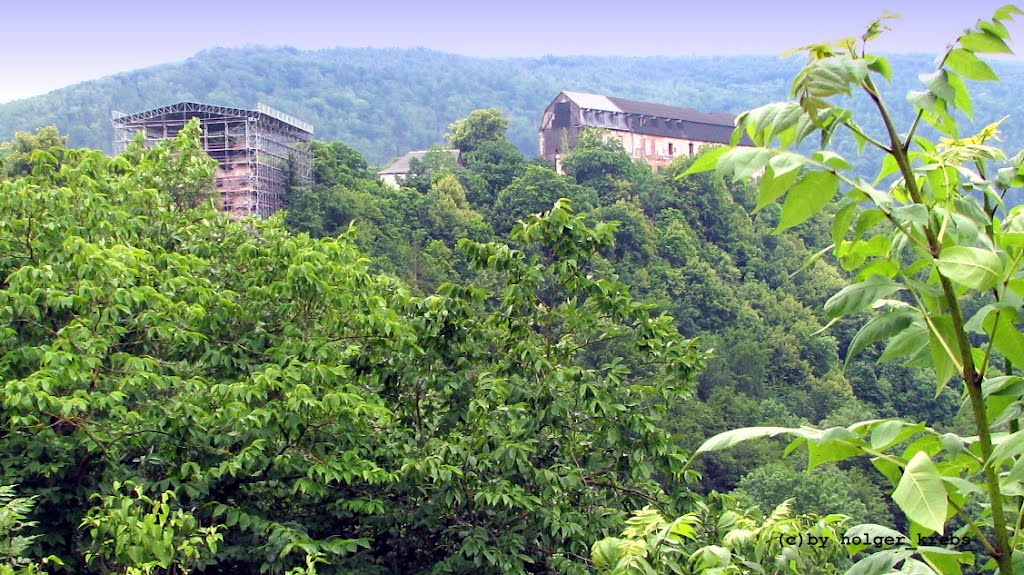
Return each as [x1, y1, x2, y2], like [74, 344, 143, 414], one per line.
[111, 101, 314, 134]
[561, 91, 735, 126]
[378, 149, 461, 175]
[559, 91, 746, 145]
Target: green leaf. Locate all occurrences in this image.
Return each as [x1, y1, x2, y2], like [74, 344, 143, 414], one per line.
[982, 375, 1024, 398]
[776, 170, 839, 232]
[936, 246, 1003, 290]
[813, 150, 853, 170]
[920, 70, 955, 102]
[824, 275, 902, 318]
[722, 528, 755, 547]
[755, 165, 800, 213]
[717, 146, 775, 181]
[1007, 456, 1024, 484]
[867, 56, 894, 82]
[947, 71, 974, 119]
[851, 178, 893, 209]
[856, 259, 899, 280]
[807, 427, 865, 470]
[844, 549, 911, 575]
[681, 146, 730, 176]
[995, 4, 1024, 20]
[945, 48, 999, 81]
[892, 451, 948, 534]
[960, 31, 1012, 54]
[927, 314, 961, 391]
[908, 90, 938, 113]
[873, 458, 903, 488]
[769, 151, 806, 176]
[696, 426, 798, 453]
[925, 165, 958, 202]
[880, 318, 932, 367]
[735, 102, 808, 147]
[918, 546, 974, 575]
[832, 201, 858, 246]
[870, 420, 924, 451]
[983, 307, 1024, 368]
[981, 18, 1010, 40]
[901, 558, 939, 574]
[989, 430, 1024, 463]
[591, 538, 623, 569]
[892, 204, 930, 227]
[794, 56, 869, 98]
[874, 154, 901, 185]
[846, 310, 916, 366]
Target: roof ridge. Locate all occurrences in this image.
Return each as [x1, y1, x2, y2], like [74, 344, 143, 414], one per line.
[560, 91, 734, 127]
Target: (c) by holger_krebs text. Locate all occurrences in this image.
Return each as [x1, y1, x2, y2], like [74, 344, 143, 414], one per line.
[777, 532, 973, 549]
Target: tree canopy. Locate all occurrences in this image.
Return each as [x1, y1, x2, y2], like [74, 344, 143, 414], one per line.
[9, 8, 1024, 573]
[445, 108, 508, 154]
[1, 121, 709, 574]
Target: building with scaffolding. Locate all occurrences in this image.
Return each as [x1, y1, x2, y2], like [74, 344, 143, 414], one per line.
[112, 102, 314, 218]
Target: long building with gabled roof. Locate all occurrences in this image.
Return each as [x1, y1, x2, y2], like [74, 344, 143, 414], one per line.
[539, 91, 743, 171]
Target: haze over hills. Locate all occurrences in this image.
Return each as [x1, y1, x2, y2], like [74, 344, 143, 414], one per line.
[2, 45, 1024, 165]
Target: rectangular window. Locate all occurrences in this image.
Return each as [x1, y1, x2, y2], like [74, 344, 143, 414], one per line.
[553, 102, 571, 128]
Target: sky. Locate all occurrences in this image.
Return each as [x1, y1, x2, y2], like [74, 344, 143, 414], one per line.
[2, 0, 1021, 103]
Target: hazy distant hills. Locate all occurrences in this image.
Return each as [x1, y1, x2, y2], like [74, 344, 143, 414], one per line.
[2, 46, 1023, 165]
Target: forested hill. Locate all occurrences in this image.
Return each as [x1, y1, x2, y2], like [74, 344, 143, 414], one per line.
[3, 45, 1024, 164]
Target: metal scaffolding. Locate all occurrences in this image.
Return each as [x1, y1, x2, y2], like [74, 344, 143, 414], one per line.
[112, 102, 314, 218]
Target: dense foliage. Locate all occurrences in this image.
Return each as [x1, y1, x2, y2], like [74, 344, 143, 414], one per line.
[8, 8, 1023, 574]
[680, 5, 1024, 574]
[2, 48, 1024, 166]
[278, 82, 940, 533]
[0, 123, 715, 573]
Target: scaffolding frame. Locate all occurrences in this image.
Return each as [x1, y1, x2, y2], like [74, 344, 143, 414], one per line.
[112, 102, 314, 218]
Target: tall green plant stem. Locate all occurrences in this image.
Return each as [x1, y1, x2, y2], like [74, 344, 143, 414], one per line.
[863, 75, 1013, 573]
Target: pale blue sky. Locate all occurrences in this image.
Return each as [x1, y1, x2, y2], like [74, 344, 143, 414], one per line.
[2, 0, 1021, 103]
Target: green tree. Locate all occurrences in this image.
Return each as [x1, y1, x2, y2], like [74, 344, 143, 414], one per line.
[81, 482, 222, 575]
[689, 6, 1024, 573]
[493, 164, 597, 233]
[735, 462, 894, 525]
[423, 173, 490, 243]
[1, 125, 708, 573]
[282, 153, 325, 236]
[461, 139, 526, 210]
[120, 118, 217, 209]
[445, 108, 509, 154]
[0, 126, 66, 179]
[561, 128, 638, 203]
[401, 148, 461, 193]
[310, 140, 371, 187]
[0, 486, 60, 575]
[590, 198, 657, 264]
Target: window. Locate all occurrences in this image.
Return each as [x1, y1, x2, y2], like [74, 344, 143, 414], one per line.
[553, 102, 571, 128]
[668, 143, 675, 156]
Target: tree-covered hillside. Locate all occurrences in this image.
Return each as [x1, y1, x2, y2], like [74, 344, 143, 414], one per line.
[7, 3, 1024, 568]
[2, 46, 1024, 165]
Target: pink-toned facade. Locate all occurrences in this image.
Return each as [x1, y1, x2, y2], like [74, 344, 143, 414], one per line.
[539, 91, 741, 172]
[600, 130, 711, 170]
